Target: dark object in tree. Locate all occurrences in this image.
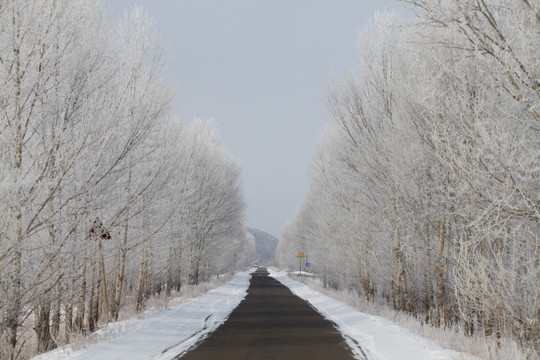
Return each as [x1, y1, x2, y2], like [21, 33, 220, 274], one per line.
[90, 218, 111, 240]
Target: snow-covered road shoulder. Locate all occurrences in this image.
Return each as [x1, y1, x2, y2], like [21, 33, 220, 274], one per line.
[269, 269, 476, 360]
[34, 270, 254, 360]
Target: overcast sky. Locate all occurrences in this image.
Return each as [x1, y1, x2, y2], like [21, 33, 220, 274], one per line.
[105, 1, 408, 238]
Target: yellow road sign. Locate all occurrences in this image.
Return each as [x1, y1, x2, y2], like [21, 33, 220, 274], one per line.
[297, 252, 303, 258]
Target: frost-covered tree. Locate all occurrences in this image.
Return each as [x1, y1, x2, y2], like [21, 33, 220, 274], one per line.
[175, 120, 246, 285]
[278, 2, 539, 354]
[0, 2, 248, 358]
[0, 1, 121, 356]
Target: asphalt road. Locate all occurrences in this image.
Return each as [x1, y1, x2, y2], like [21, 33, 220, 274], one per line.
[178, 268, 356, 360]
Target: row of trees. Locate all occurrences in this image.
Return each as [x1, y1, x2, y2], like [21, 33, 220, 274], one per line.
[0, 1, 251, 358]
[278, 0, 539, 355]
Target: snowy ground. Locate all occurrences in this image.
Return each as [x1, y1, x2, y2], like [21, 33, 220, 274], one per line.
[33, 270, 253, 360]
[35, 268, 478, 360]
[269, 269, 477, 360]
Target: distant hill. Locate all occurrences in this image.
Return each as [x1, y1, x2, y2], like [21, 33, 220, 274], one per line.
[247, 228, 278, 265]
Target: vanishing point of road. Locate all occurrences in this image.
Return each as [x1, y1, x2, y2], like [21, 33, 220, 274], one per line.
[178, 268, 357, 360]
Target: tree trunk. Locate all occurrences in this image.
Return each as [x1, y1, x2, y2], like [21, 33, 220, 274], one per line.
[464, 299, 475, 337]
[391, 198, 410, 313]
[73, 261, 86, 333]
[3, 150, 23, 359]
[135, 251, 148, 311]
[86, 262, 99, 333]
[34, 299, 53, 354]
[49, 283, 61, 348]
[97, 237, 110, 323]
[1, 42, 23, 360]
[64, 261, 76, 340]
[188, 265, 199, 286]
[112, 217, 129, 321]
[188, 244, 200, 285]
[2, 227, 22, 360]
[166, 256, 173, 297]
[166, 238, 174, 297]
[65, 293, 73, 341]
[423, 223, 433, 323]
[394, 244, 411, 313]
[434, 220, 449, 326]
[363, 274, 374, 302]
[174, 245, 182, 292]
[112, 171, 131, 320]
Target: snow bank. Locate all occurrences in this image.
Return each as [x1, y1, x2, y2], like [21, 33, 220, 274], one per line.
[33, 270, 254, 360]
[269, 269, 477, 360]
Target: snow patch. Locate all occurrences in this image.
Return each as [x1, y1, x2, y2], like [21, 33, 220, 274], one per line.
[33, 270, 254, 360]
[268, 269, 478, 360]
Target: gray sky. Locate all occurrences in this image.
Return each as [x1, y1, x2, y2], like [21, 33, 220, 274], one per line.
[106, 1, 408, 238]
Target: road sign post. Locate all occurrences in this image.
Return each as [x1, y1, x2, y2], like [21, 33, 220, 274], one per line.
[297, 252, 303, 275]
